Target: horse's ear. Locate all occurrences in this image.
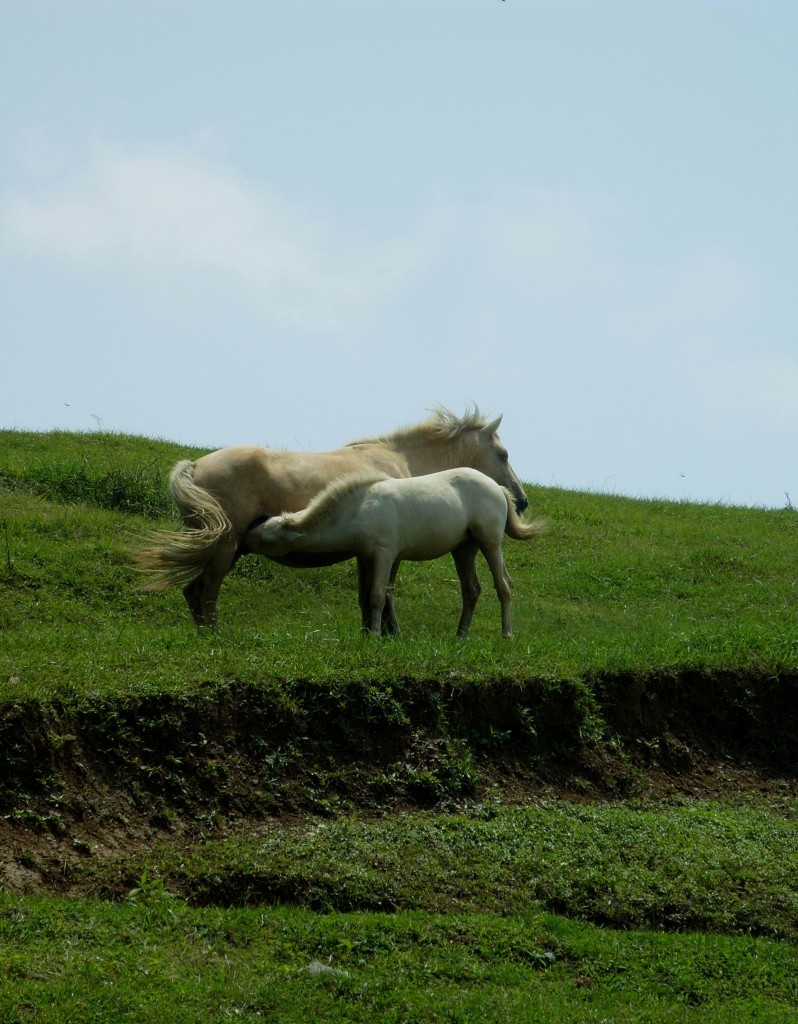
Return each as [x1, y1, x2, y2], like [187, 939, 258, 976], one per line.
[483, 414, 503, 436]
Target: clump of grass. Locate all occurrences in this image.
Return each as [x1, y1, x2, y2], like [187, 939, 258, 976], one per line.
[6, 461, 169, 517]
[0, 429, 209, 518]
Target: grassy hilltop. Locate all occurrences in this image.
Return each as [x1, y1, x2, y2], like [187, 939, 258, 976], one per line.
[2, 428, 796, 696]
[1, 429, 798, 1023]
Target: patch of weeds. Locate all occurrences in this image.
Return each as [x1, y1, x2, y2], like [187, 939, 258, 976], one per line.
[356, 680, 412, 727]
[9, 808, 66, 834]
[196, 758, 228, 783]
[125, 871, 186, 924]
[244, 789, 287, 816]
[468, 722, 513, 754]
[401, 738, 480, 805]
[15, 850, 40, 871]
[148, 809, 175, 831]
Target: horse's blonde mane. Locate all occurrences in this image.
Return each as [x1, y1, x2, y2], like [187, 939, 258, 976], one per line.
[346, 405, 490, 448]
[282, 470, 390, 534]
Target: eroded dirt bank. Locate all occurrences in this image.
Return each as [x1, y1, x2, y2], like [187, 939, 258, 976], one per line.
[2, 671, 797, 894]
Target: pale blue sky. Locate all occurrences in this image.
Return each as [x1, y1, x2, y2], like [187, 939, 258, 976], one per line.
[1, 1, 796, 507]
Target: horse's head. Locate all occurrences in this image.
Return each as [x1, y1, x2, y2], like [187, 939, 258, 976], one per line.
[376, 405, 529, 514]
[468, 414, 528, 514]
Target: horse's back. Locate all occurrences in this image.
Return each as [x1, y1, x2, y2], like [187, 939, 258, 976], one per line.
[191, 444, 406, 533]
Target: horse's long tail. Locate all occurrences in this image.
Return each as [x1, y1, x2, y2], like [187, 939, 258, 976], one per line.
[134, 460, 234, 591]
[503, 490, 547, 541]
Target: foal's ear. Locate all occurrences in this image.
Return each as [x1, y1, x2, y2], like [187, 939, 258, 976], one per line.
[483, 414, 503, 436]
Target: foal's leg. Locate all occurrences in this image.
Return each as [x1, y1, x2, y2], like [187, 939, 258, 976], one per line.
[357, 557, 372, 634]
[367, 553, 394, 636]
[383, 561, 402, 636]
[479, 542, 513, 638]
[451, 542, 480, 638]
[358, 556, 401, 636]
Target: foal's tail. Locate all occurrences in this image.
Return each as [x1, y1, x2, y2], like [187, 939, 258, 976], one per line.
[134, 460, 234, 591]
[503, 490, 547, 541]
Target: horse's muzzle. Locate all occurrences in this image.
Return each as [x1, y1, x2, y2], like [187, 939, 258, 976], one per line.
[514, 489, 529, 514]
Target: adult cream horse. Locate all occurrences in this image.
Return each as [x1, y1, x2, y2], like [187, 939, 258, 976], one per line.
[243, 468, 545, 637]
[136, 406, 529, 628]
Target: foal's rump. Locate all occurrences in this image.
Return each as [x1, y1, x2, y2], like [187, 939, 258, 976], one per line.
[386, 469, 545, 556]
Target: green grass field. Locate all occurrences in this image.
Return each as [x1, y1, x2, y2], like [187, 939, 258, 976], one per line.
[1, 429, 797, 1022]
[2, 429, 796, 699]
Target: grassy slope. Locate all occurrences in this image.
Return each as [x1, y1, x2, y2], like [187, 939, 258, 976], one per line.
[2, 429, 796, 702]
[2, 429, 798, 1023]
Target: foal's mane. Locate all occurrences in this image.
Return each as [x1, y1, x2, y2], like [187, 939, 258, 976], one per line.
[282, 471, 390, 534]
[346, 405, 490, 448]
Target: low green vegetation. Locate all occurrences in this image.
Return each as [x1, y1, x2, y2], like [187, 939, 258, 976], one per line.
[1, 429, 797, 1023]
[3, 894, 798, 1023]
[102, 802, 798, 938]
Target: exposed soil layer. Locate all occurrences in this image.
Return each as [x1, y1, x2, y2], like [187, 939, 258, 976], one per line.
[2, 671, 797, 896]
